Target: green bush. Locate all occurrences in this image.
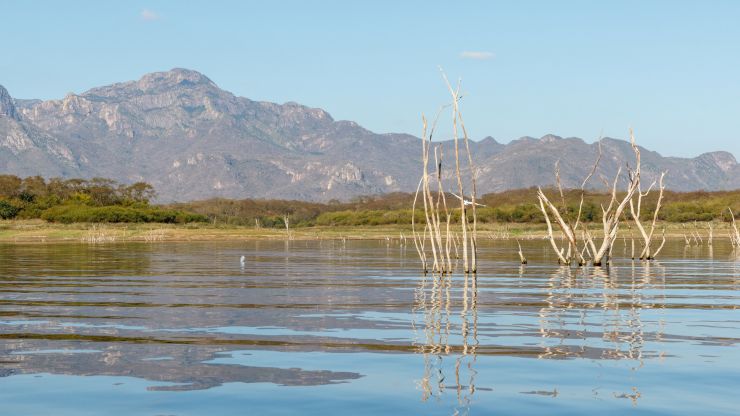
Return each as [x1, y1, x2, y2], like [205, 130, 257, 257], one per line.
[40, 204, 207, 224]
[315, 209, 416, 226]
[0, 200, 20, 219]
[4, 172, 740, 226]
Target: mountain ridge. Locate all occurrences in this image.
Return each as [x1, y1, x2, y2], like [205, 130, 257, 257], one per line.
[2, 68, 738, 201]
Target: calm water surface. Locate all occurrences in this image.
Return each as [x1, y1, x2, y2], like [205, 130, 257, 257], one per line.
[0, 239, 739, 415]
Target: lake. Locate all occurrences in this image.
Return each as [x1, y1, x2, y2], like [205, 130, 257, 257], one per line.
[1, 239, 738, 415]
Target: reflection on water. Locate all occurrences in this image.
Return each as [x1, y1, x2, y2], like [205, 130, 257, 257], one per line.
[0, 342, 360, 390]
[414, 270, 480, 415]
[0, 240, 739, 415]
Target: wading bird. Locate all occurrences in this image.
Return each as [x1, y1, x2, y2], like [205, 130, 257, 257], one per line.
[451, 193, 487, 207]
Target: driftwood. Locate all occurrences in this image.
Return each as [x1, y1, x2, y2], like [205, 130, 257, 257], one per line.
[516, 239, 527, 265]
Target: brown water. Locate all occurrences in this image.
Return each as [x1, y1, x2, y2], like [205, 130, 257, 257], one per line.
[0, 239, 738, 415]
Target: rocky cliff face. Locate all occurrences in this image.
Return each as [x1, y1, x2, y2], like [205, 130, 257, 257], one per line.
[1, 68, 738, 201]
[0, 85, 19, 120]
[1, 85, 79, 177]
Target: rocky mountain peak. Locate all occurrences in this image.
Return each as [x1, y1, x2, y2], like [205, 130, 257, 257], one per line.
[698, 151, 738, 172]
[82, 68, 218, 100]
[540, 134, 563, 143]
[479, 136, 500, 144]
[280, 101, 333, 123]
[137, 68, 215, 90]
[0, 85, 19, 120]
[1, 69, 738, 201]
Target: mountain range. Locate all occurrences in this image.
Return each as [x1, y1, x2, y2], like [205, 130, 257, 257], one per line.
[1, 68, 738, 201]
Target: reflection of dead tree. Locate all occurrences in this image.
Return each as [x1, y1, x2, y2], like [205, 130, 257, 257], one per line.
[630, 171, 667, 260]
[597, 265, 645, 368]
[416, 272, 452, 400]
[537, 266, 576, 359]
[414, 269, 479, 411]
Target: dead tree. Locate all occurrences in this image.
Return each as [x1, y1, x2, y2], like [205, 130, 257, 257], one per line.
[412, 73, 480, 274]
[516, 240, 527, 264]
[413, 111, 451, 274]
[411, 177, 428, 272]
[442, 71, 479, 274]
[538, 131, 642, 266]
[584, 132, 642, 266]
[283, 214, 292, 240]
[630, 171, 667, 260]
[729, 207, 740, 248]
[536, 140, 602, 265]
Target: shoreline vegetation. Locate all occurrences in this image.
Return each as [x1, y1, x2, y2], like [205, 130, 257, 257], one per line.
[0, 219, 737, 243]
[1, 174, 739, 244]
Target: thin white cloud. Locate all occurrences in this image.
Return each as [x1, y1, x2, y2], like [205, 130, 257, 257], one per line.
[460, 51, 494, 60]
[140, 9, 159, 21]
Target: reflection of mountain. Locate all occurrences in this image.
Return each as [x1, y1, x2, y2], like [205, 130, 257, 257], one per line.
[2, 239, 738, 409]
[0, 342, 360, 390]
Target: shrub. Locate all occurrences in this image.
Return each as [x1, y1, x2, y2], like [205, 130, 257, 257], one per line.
[40, 204, 207, 224]
[0, 200, 20, 219]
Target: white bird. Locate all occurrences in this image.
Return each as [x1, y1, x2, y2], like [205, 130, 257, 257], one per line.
[451, 193, 487, 207]
[240, 255, 246, 267]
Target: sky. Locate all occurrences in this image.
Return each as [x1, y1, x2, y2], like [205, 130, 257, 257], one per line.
[1, 0, 739, 158]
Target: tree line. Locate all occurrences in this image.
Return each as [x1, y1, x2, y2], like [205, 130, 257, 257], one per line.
[0, 175, 205, 223]
[172, 188, 740, 227]
[2, 174, 739, 226]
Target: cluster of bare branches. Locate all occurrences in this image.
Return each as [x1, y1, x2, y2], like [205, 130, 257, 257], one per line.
[411, 121, 453, 273]
[630, 171, 668, 259]
[412, 73, 479, 274]
[681, 222, 708, 246]
[536, 143, 602, 266]
[537, 130, 668, 266]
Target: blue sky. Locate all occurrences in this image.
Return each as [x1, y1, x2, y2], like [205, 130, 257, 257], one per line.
[2, 0, 739, 158]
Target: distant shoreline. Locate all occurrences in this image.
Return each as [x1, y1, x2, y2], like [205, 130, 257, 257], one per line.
[0, 220, 731, 244]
